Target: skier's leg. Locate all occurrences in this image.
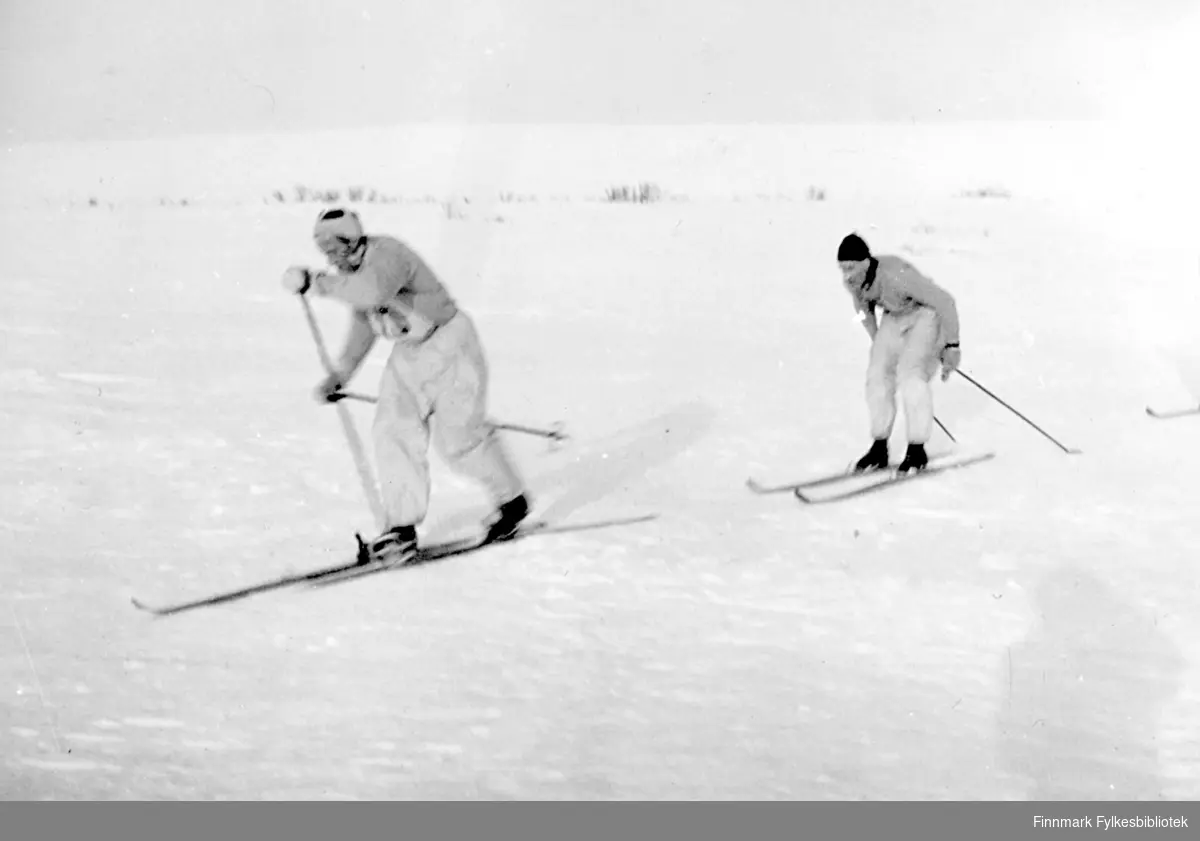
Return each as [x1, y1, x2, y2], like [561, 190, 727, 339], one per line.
[372, 344, 435, 532]
[426, 315, 527, 523]
[866, 317, 904, 439]
[854, 318, 904, 470]
[891, 308, 942, 473]
[897, 308, 942, 445]
[855, 317, 901, 460]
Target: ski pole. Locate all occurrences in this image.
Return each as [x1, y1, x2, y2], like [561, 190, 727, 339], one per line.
[328, 391, 568, 442]
[934, 416, 956, 443]
[954, 369, 1081, 454]
[495, 420, 569, 443]
[299, 296, 387, 530]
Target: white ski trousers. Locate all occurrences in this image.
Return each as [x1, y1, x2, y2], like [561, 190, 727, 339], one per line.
[372, 312, 524, 527]
[865, 307, 942, 444]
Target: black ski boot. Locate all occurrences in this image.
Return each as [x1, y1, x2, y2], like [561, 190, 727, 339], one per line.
[359, 525, 418, 566]
[854, 439, 890, 473]
[896, 443, 929, 474]
[482, 494, 531, 545]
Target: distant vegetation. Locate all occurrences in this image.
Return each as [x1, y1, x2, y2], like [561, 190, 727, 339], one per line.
[604, 182, 663, 204]
[958, 186, 1012, 199]
[271, 185, 404, 204]
[71, 181, 1043, 210]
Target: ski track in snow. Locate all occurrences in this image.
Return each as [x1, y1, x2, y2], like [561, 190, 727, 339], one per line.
[2, 164, 1200, 800]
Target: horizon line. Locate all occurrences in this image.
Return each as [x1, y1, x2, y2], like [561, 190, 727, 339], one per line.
[5, 118, 1124, 148]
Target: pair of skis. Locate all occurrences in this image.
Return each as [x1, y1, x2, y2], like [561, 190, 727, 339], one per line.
[746, 451, 997, 504]
[130, 513, 658, 617]
[1146, 404, 1200, 420]
[747, 398, 1196, 504]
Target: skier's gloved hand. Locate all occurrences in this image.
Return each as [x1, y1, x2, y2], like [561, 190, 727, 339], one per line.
[940, 343, 961, 381]
[282, 266, 312, 295]
[313, 371, 345, 403]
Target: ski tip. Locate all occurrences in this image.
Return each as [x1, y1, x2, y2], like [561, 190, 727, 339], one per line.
[130, 597, 161, 616]
[1145, 405, 1200, 419]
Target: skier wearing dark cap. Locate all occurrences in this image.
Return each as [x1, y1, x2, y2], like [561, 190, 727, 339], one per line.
[836, 232, 962, 474]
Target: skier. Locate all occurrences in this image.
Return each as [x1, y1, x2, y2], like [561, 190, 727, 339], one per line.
[836, 232, 962, 474]
[281, 207, 531, 564]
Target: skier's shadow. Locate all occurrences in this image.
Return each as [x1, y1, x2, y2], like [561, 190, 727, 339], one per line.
[994, 565, 1185, 799]
[425, 399, 717, 540]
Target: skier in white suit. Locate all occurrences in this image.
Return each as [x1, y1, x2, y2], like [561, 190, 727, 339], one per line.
[836, 232, 962, 474]
[282, 208, 530, 564]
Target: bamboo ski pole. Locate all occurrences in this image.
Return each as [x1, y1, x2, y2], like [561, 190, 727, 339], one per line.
[327, 390, 568, 442]
[299, 296, 387, 530]
[955, 369, 1081, 454]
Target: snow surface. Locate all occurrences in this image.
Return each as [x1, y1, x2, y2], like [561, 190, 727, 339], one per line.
[1, 124, 1199, 800]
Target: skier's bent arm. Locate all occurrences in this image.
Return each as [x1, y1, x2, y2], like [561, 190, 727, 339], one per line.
[334, 310, 377, 380]
[895, 274, 960, 347]
[311, 259, 408, 311]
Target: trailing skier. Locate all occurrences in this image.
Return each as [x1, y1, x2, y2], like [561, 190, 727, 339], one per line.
[836, 232, 962, 474]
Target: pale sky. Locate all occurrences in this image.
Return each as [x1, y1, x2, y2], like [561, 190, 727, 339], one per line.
[1, 0, 1196, 142]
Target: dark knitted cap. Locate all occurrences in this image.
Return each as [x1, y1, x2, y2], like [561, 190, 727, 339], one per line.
[837, 233, 871, 262]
